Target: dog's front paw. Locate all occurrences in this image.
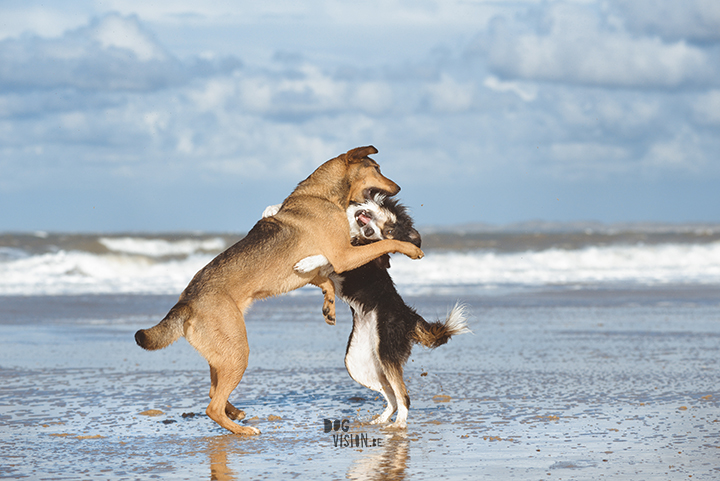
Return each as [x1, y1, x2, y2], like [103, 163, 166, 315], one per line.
[294, 255, 330, 274]
[404, 245, 424, 260]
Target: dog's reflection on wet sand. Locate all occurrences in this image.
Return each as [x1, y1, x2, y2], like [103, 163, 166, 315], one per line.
[206, 435, 241, 481]
[346, 432, 409, 481]
[202, 429, 409, 481]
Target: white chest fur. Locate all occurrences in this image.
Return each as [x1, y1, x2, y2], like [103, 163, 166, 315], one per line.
[342, 305, 384, 392]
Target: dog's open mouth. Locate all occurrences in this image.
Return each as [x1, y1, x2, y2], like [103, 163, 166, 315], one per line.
[355, 209, 378, 239]
[356, 209, 372, 227]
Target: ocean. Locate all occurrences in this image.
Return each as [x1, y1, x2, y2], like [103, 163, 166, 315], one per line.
[2, 223, 720, 296]
[1, 225, 720, 480]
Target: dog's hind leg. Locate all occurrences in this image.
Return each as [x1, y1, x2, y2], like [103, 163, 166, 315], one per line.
[294, 256, 337, 325]
[370, 371, 398, 425]
[383, 365, 410, 429]
[311, 276, 336, 325]
[210, 366, 245, 421]
[185, 302, 260, 435]
[206, 363, 259, 435]
[345, 312, 397, 423]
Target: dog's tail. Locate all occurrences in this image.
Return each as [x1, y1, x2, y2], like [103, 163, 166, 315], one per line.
[412, 303, 471, 348]
[134, 302, 191, 351]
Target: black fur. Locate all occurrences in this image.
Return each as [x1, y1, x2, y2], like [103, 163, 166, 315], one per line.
[341, 260, 426, 369]
[329, 196, 468, 425]
[339, 197, 429, 386]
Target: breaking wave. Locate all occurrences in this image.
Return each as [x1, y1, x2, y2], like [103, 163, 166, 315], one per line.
[1, 232, 719, 296]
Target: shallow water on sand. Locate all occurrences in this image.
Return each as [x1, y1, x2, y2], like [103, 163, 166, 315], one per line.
[1, 289, 720, 480]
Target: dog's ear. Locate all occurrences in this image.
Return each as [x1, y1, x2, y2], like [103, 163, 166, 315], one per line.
[345, 146, 378, 164]
[407, 227, 422, 248]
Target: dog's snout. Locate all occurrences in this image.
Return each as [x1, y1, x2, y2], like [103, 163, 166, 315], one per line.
[362, 225, 375, 238]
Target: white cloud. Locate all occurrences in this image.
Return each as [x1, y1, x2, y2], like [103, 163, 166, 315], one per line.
[693, 90, 720, 125]
[476, 3, 715, 88]
[424, 74, 475, 112]
[608, 0, 720, 42]
[188, 64, 355, 117]
[548, 142, 631, 178]
[0, 13, 238, 92]
[0, 4, 88, 41]
[90, 14, 168, 62]
[351, 82, 394, 114]
[483, 76, 537, 101]
[189, 77, 238, 112]
[551, 92, 662, 137]
[94, 0, 506, 28]
[642, 128, 707, 173]
[1, 3, 720, 230]
[143, 111, 170, 139]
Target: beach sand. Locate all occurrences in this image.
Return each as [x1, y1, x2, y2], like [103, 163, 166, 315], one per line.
[1, 288, 719, 480]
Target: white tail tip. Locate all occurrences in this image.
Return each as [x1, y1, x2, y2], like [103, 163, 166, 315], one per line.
[446, 302, 471, 335]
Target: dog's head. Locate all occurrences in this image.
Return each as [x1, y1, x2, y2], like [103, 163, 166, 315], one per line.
[346, 194, 391, 242]
[347, 194, 421, 269]
[342, 146, 401, 204]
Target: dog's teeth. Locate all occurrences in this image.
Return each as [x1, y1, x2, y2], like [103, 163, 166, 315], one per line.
[357, 212, 371, 226]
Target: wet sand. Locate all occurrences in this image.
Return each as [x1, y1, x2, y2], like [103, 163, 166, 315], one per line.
[1, 287, 720, 480]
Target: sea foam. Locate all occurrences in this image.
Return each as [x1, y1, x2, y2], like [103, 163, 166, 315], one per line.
[1, 236, 719, 296]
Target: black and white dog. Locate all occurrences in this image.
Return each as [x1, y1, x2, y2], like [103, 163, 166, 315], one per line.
[265, 195, 469, 428]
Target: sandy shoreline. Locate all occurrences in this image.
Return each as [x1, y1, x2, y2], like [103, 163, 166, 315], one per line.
[2, 289, 720, 479]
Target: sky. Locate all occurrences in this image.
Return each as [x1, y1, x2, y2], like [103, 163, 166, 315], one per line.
[1, 0, 719, 232]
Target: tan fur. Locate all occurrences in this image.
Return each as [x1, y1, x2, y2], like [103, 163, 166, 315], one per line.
[412, 322, 453, 348]
[412, 304, 471, 349]
[307, 197, 405, 324]
[135, 146, 423, 435]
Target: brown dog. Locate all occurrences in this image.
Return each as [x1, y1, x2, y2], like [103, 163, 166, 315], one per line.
[134, 146, 424, 435]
